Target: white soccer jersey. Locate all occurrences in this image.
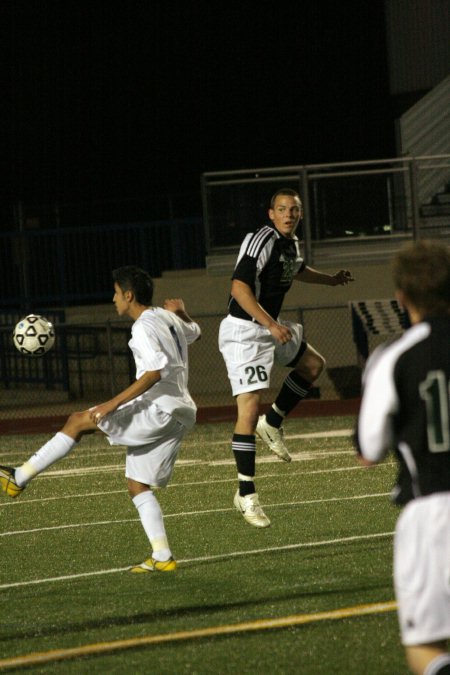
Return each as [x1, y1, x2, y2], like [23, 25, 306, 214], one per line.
[128, 307, 200, 428]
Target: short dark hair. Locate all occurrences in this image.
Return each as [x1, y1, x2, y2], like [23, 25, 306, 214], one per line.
[112, 266, 154, 305]
[270, 188, 302, 209]
[392, 240, 450, 316]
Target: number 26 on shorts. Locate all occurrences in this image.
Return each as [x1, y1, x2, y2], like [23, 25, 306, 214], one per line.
[244, 365, 268, 385]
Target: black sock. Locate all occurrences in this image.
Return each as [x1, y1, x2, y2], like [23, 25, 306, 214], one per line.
[265, 371, 312, 428]
[232, 433, 256, 496]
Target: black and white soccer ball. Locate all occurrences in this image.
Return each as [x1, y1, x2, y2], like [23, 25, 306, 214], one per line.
[12, 314, 56, 357]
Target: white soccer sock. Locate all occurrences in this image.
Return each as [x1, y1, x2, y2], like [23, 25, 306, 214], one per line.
[132, 491, 172, 562]
[15, 432, 77, 486]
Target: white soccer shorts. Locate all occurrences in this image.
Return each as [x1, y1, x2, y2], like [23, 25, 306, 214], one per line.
[218, 315, 304, 396]
[394, 492, 450, 646]
[99, 401, 186, 487]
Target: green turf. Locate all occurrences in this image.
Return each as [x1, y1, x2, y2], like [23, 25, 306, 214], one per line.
[0, 416, 409, 673]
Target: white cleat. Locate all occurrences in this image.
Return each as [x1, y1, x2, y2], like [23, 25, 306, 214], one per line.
[233, 490, 271, 528]
[256, 416, 292, 462]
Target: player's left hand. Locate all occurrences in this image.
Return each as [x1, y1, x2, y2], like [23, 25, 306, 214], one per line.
[89, 401, 116, 425]
[332, 270, 354, 286]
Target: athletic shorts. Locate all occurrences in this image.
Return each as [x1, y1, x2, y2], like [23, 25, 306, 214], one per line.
[394, 492, 450, 646]
[99, 401, 186, 488]
[218, 315, 305, 396]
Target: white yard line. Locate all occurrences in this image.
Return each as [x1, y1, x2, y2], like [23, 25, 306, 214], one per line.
[0, 428, 354, 460]
[205, 428, 354, 446]
[0, 492, 390, 538]
[0, 462, 394, 508]
[0, 448, 358, 480]
[0, 530, 393, 591]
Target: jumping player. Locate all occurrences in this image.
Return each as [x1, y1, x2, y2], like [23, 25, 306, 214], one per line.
[0, 266, 201, 573]
[219, 188, 353, 527]
[356, 240, 450, 675]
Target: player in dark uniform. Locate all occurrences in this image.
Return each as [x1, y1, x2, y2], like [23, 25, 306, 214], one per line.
[356, 240, 450, 675]
[219, 188, 353, 527]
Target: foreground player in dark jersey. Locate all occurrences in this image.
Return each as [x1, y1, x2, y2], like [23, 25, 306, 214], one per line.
[219, 188, 353, 527]
[357, 240, 450, 675]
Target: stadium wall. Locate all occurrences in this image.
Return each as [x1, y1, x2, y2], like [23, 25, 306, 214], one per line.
[66, 260, 397, 322]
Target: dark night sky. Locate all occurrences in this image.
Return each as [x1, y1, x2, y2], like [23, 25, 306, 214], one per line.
[4, 1, 395, 215]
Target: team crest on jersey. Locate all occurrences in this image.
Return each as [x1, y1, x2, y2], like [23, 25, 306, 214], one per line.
[279, 253, 297, 284]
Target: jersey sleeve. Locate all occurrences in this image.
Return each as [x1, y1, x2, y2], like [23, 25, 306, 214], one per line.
[173, 314, 201, 345]
[357, 347, 399, 462]
[231, 227, 275, 286]
[231, 254, 257, 286]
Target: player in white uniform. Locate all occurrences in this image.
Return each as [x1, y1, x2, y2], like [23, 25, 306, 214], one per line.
[0, 266, 201, 573]
[356, 241, 450, 675]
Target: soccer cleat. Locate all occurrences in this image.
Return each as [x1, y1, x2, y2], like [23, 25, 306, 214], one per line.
[256, 415, 292, 462]
[130, 556, 177, 573]
[0, 465, 24, 498]
[233, 490, 270, 528]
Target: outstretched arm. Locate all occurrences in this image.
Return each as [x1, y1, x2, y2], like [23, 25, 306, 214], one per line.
[296, 266, 354, 286]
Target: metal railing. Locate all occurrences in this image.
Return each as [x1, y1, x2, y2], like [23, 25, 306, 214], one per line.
[0, 217, 204, 310]
[201, 154, 450, 264]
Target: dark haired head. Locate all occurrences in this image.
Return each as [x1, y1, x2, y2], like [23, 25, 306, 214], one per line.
[112, 266, 154, 305]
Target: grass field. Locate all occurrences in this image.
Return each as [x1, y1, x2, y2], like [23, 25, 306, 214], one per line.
[0, 415, 409, 674]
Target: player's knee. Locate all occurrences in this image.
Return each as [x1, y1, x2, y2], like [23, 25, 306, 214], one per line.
[315, 354, 326, 378]
[127, 478, 150, 498]
[65, 410, 91, 434]
[296, 353, 325, 382]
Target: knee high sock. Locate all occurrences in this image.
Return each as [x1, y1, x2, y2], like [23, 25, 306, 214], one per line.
[132, 491, 172, 562]
[15, 432, 77, 486]
[265, 371, 312, 428]
[232, 433, 256, 497]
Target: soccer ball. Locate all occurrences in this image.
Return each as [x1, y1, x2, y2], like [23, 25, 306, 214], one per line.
[12, 314, 56, 357]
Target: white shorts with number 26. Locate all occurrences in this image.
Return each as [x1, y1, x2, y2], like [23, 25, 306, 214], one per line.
[218, 315, 304, 396]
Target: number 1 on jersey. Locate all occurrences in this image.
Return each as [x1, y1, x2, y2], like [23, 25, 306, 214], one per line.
[419, 370, 450, 453]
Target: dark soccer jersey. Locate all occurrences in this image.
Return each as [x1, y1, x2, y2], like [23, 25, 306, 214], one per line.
[357, 315, 450, 505]
[228, 225, 305, 321]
